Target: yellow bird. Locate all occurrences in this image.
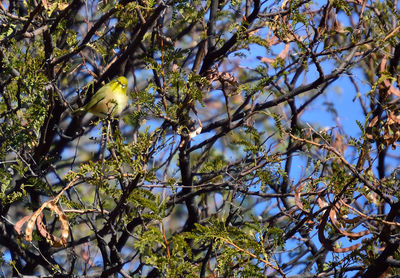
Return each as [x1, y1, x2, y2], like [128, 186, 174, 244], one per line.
[73, 76, 129, 118]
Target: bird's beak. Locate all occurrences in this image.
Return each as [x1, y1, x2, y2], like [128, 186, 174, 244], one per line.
[118, 81, 127, 88]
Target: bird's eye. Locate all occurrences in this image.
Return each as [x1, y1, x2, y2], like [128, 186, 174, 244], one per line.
[121, 84, 126, 88]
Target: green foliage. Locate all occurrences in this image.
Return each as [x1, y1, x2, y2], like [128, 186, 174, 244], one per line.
[256, 165, 283, 192]
[188, 219, 283, 276]
[1, 0, 400, 277]
[230, 125, 264, 154]
[330, 0, 352, 15]
[134, 226, 197, 277]
[115, 2, 140, 29]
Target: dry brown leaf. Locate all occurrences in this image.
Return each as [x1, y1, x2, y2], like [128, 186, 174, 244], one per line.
[42, 201, 69, 247]
[366, 116, 379, 140]
[379, 57, 387, 73]
[329, 205, 369, 239]
[317, 197, 365, 252]
[336, 201, 363, 224]
[14, 215, 32, 235]
[35, 212, 62, 246]
[294, 182, 309, 213]
[17, 200, 69, 246]
[258, 43, 290, 65]
[387, 112, 400, 125]
[266, 35, 280, 47]
[25, 207, 44, 242]
[388, 84, 400, 97]
[36, 212, 48, 239]
[278, 43, 290, 59]
[14, 177, 78, 246]
[368, 116, 379, 128]
[52, 203, 69, 246]
[258, 56, 275, 64]
[378, 57, 400, 97]
[318, 207, 361, 253]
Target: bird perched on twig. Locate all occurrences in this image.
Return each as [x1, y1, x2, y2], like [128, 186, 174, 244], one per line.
[73, 76, 129, 118]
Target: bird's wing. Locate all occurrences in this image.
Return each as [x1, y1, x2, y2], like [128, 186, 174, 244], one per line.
[82, 84, 109, 110]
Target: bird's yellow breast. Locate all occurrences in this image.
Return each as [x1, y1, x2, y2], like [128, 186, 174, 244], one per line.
[73, 76, 129, 118]
[89, 90, 128, 117]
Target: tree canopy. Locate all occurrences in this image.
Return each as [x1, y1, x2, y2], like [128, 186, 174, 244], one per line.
[1, 0, 400, 277]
